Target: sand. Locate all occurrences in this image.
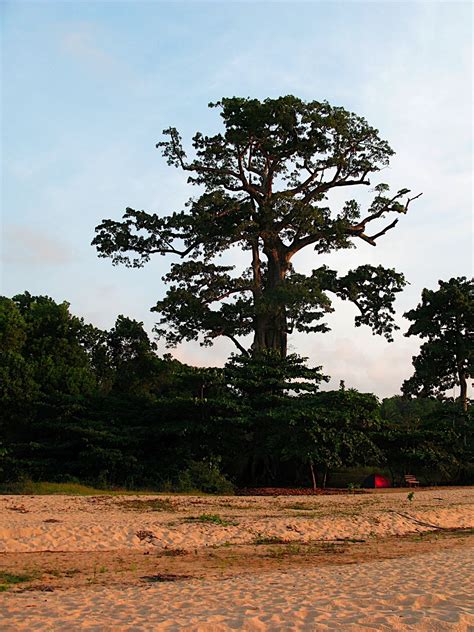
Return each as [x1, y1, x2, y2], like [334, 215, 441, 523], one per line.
[0, 488, 473, 630]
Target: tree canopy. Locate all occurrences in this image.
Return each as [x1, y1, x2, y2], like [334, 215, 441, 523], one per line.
[1, 292, 472, 488]
[93, 96, 419, 357]
[402, 277, 473, 411]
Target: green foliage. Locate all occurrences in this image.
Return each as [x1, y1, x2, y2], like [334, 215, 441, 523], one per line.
[225, 350, 327, 398]
[184, 513, 238, 526]
[93, 96, 417, 356]
[11, 292, 97, 397]
[2, 291, 470, 490]
[0, 480, 135, 495]
[176, 460, 235, 495]
[0, 297, 37, 404]
[347, 483, 362, 492]
[0, 572, 34, 591]
[116, 498, 175, 511]
[402, 277, 473, 408]
[378, 396, 471, 482]
[220, 352, 381, 487]
[274, 389, 382, 483]
[253, 535, 288, 545]
[220, 352, 326, 484]
[106, 315, 161, 397]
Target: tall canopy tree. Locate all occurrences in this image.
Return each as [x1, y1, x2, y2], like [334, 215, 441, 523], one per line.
[93, 96, 420, 357]
[402, 277, 473, 411]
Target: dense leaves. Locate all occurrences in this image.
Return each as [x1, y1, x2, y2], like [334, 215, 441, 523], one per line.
[377, 396, 472, 483]
[1, 292, 471, 489]
[93, 96, 418, 357]
[402, 277, 473, 410]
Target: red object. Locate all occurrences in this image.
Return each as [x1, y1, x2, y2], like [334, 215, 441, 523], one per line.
[374, 474, 391, 488]
[362, 474, 391, 488]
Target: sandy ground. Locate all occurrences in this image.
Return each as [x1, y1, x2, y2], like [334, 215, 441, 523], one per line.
[0, 488, 473, 630]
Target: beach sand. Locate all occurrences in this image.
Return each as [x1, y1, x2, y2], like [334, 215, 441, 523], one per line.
[0, 488, 473, 630]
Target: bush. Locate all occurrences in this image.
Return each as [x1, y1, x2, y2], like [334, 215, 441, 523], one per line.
[176, 460, 234, 495]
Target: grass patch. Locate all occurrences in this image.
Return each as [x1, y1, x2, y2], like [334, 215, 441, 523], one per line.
[141, 573, 192, 583]
[286, 503, 314, 511]
[161, 548, 188, 557]
[319, 542, 348, 554]
[184, 513, 239, 527]
[265, 543, 303, 558]
[444, 527, 474, 538]
[0, 481, 107, 495]
[0, 480, 217, 497]
[0, 480, 168, 496]
[45, 568, 80, 579]
[0, 572, 35, 592]
[253, 535, 288, 545]
[447, 527, 474, 537]
[116, 499, 175, 512]
[410, 527, 474, 541]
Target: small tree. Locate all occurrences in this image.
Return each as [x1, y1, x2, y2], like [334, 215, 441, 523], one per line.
[276, 389, 382, 489]
[379, 396, 470, 483]
[223, 351, 327, 485]
[93, 96, 419, 358]
[402, 277, 473, 411]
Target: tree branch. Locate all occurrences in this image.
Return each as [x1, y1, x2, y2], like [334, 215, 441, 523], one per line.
[282, 164, 327, 197]
[226, 335, 250, 356]
[287, 232, 322, 257]
[359, 190, 422, 226]
[236, 143, 265, 201]
[211, 287, 253, 303]
[158, 134, 252, 195]
[366, 218, 399, 244]
[300, 170, 370, 205]
[347, 191, 422, 246]
[403, 191, 423, 210]
[148, 241, 200, 258]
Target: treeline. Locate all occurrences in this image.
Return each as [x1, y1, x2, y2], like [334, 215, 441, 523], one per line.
[1, 293, 472, 491]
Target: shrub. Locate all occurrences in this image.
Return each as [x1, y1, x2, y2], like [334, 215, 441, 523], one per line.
[176, 460, 234, 495]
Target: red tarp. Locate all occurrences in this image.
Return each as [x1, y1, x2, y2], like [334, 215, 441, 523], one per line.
[362, 474, 391, 488]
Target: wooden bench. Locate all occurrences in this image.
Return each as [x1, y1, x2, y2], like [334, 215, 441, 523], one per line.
[404, 474, 420, 487]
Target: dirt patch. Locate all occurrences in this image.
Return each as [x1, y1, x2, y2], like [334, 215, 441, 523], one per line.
[0, 529, 472, 593]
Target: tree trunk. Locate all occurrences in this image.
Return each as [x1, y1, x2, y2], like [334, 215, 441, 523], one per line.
[459, 369, 468, 412]
[253, 313, 287, 356]
[309, 461, 317, 491]
[458, 368, 468, 448]
[252, 239, 289, 357]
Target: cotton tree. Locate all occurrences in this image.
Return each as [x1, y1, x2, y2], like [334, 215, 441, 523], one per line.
[402, 277, 473, 411]
[93, 96, 420, 357]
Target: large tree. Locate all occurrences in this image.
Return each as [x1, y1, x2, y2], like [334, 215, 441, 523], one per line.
[402, 277, 473, 411]
[93, 96, 419, 357]
[9, 292, 97, 397]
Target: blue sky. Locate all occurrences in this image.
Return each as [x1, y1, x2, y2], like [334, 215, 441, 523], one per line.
[1, 0, 472, 396]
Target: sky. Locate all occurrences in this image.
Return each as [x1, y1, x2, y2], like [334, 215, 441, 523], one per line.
[1, 0, 472, 397]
